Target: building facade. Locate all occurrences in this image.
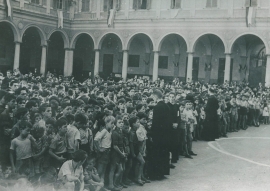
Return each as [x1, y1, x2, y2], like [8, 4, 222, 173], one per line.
[0, 0, 269, 86]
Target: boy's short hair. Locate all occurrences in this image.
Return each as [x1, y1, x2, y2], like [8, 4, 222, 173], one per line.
[129, 116, 139, 127]
[104, 115, 115, 124]
[56, 117, 67, 128]
[16, 95, 27, 104]
[127, 107, 135, 114]
[136, 104, 144, 112]
[136, 112, 148, 120]
[72, 150, 88, 163]
[65, 113, 75, 124]
[75, 113, 88, 125]
[152, 89, 163, 99]
[117, 98, 126, 105]
[18, 120, 32, 130]
[39, 103, 50, 113]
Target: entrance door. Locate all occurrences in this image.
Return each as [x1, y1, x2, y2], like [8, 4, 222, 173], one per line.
[103, 54, 113, 80]
[73, 57, 84, 82]
[192, 57, 199, 82]
[230, 59, 233, 82]
[218, 58, 225, 84]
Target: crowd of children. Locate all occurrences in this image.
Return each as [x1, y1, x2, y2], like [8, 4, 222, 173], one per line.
[0, 70, 269, 191]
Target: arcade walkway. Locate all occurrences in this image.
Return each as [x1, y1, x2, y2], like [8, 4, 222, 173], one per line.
[126, 125, 270, 191]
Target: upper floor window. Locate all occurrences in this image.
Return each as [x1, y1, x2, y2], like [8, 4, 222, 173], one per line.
[206, 0, 217, 8]
[245, 0, 257, 7]
[171, 0, 181, 9]
[31, 0, 40, 4]
[82, 0, 90, 12]
[53, 0, 68, 10]
[103, 0, 113, 11]
[133, 0, 151, 10]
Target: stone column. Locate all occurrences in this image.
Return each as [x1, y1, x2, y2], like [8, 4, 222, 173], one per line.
[121, 50, 129, 81]
[40, 45, 47, 75]
[265, 54, 270, 87]
[224, 53, 231, 83]
[94, 49, 100, 76]
[152, 51, 159, 82]
[186, 52, 193, 82]
[64, 49, 74, 76]
[13, 42, 21, 71]
[125, 0, 130, 18]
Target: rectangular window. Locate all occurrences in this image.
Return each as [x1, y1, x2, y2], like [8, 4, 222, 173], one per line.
[31, 0, 40, 4]
[82, 0, 90, 12]
[103, 0, 113, 11]
[128, 55, 140, 67]
[133, 0, 151, 10]
[245, 0, 257, 7]
[206, 0, 217, 8]
[158, 56, 168, 69]
[171, 0, 181, 9]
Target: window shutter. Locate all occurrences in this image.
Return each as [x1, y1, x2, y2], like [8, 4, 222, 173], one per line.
[251, 0, 257, 6]
[175, 0, 181, 8]
[206, 0, 211, 7]
[245, 0, 250, 7]
[212, 0, 217, 7]
[133, 0, 139, 10]
[146, 0, 151, 10]
[103, 0, 108, 11]
[171, 0, 175, 9]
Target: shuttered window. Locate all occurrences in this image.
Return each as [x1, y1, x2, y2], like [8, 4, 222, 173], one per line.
[82, 0, 90, 12]
[171, 0, 181, 9]
[206, 0, 217, 8]
[245, 0, 257, 7]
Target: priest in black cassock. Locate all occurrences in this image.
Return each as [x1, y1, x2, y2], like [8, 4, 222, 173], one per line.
[202, 87, 219, 141]
[149, 89, 171, 180]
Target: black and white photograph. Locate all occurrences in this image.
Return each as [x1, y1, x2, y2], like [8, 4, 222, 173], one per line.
[0, 0, 269, 190]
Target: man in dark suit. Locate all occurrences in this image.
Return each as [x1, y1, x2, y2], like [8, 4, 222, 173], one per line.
[149, 89, 172, 180]
[202, 87, 219, 141]
[167, 92, 179, 164]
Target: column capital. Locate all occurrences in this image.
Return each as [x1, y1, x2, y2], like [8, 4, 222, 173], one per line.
[187, 52, 194, 55]
[122, 50, 129, 53]
[152, 50, 160, 54]
[41, 44, 47, 48]
[14, 41, 22, 44]
[266, 54, 270, 58]
[64, 48, 74, 51]
[94, 49, 100, 52]
[225, 53, 231, 56]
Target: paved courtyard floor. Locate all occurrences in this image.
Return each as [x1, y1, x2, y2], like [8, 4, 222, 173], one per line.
[125, 125, 270, 191]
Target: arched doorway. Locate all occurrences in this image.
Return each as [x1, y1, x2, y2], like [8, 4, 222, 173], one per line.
[127, 33, 153, 79]
[20, 27, 42, 74]
[99, 33, 122, 80]
[158, 34, 187, 81]
[47, 32, 65, 76]
[73, 34, 94, 82]
[193, 34, 225, 84]
[231, 35, 266, 87]
[0, 22, 15, 74]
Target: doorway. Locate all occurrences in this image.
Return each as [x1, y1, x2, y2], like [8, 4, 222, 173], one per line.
[103, 54, 113, 80]
[192, 57, 199, 82]
[218, 58, 225, 84]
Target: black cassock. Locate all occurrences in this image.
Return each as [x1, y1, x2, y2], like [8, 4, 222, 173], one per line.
[202, 95, 219, 141]
[149, 100, 172, 178]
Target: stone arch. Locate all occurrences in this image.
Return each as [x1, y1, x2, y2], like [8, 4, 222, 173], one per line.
[97, 32, 124, 50]
[156, 33, 189, 52]
[229, 32, 269, 54]
[20, 24, 47, 46]
[126, 32, 154, 51]
[191, 32, 227, 53]
[71, 32, 96, 49]
[0, 20, 20, 42]
[47, 29, 69, 48]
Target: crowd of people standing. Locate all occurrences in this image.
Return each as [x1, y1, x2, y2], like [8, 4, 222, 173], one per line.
[0, 69, 269, 191]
